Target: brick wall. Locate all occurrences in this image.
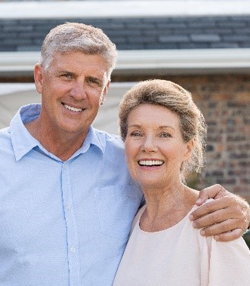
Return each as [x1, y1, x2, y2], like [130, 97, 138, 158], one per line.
[113, 73, 250, 201]
[185, 75, 250, 201]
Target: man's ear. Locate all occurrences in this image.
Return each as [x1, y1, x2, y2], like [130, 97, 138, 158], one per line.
[34, 63, 44, 94]
[100, 80, 110, 106]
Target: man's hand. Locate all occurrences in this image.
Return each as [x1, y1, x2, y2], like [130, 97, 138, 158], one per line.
[189, 184, 250, 242]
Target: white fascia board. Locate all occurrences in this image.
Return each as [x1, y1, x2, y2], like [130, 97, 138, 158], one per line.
[0, 52, 39, 77]
[1, 49, 250, 77]
[116, 49, 250, 75]
[0, 1, 250, 19]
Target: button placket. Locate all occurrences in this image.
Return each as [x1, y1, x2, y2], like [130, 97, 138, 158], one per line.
[61, 162, 81, 285]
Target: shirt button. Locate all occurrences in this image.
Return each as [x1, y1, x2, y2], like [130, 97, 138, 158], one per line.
[70, 246, 76, 254]
[66, 205, 71, 211]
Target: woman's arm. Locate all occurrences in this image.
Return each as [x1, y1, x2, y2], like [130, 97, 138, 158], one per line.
[189, 184, 250, 241]
[208, 236, 250, 285]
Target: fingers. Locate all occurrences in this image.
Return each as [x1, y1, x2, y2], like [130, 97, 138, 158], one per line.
[214, 229, 244, 242]
[198, 218, 244, 238]
[190, 196, 237, 223]
[196, 184, 229, 206]
[190, 196, 247, 240]
[190, 185, 250, 241]
[191, 208, 235, 229]
[237, 195, 250, 230]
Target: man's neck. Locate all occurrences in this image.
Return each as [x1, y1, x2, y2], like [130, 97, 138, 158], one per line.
[25, 118, 87, 161]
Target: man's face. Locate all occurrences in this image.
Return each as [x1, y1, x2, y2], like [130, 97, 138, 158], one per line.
[34, 51, 110, 138]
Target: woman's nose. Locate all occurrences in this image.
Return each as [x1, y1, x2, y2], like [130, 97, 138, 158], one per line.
[141, 136, 157, 152]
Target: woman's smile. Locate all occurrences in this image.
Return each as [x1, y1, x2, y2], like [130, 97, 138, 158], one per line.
[125, 103, 192, 189]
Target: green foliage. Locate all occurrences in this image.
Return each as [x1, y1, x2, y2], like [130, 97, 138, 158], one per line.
[186, 172, 201, 189]
[243, 231, 250, 249]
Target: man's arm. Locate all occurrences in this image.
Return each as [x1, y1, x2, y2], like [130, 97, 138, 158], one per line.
[189, 184, 250, 242]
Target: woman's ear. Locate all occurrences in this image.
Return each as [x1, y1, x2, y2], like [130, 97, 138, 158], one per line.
[183, 139, 194, 161]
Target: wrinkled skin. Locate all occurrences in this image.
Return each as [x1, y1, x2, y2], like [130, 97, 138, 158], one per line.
[190, 184, 250, 241]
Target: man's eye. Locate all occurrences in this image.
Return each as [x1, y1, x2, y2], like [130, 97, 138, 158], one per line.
[61, 73, 73, 80]
[88, 77, 101, 86]
[89, 78, 97, 83]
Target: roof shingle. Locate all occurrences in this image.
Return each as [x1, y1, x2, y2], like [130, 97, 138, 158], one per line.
[0, 16, 250, 52]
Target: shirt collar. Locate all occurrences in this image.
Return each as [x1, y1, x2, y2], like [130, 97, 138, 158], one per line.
[72, 126, 105, 158]
[10, 104, 41, 161]
[9, 103, 105, 161]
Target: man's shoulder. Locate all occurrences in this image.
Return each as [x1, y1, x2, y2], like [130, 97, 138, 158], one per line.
[0, 126, 14, 161]
[0, 126, 10, 134]
[0, 126, 11, 142]
[93, 128, 124, 149]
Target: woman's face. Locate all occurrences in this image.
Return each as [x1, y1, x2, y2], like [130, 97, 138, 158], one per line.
[125, 104, 193, 190]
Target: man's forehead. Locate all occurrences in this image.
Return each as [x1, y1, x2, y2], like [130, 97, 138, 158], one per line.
[50, 54, 108, 75]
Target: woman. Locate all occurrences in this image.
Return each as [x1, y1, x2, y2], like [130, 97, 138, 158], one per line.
[113, 79, 250, 286]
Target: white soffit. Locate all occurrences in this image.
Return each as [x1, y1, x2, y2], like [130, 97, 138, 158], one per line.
[0, 82, 136, 133]
[1, 49, 250, 77]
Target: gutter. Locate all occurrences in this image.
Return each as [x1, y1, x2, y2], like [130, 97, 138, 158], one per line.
[1, 49, 250, 78]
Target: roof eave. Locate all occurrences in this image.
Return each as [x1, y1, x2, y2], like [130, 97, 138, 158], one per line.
[1, 48, 250, 78]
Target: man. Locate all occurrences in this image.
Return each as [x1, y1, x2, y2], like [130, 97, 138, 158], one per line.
[0, 22, 249, 286]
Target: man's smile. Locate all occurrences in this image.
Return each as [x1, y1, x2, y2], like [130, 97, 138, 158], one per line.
[62, 103, 84, 113]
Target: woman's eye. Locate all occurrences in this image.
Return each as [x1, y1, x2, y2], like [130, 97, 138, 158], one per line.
[160, 132, 171, 138]
[130, 131, 142, 137]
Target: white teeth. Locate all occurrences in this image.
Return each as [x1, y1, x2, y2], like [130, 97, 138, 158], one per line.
[64, 104, 82, 112]
[138, 160, 164, 166]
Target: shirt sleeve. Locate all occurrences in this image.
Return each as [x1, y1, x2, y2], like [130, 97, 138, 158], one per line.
[208, 237, 250, 286]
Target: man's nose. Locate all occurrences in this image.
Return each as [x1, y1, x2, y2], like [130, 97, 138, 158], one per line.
[70, 80, 87, 100]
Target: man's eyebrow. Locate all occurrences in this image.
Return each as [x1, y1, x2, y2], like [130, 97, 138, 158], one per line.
[58, 70, 74, 75]
[87, 76, 105, 86]
[88, 76, 101, 81]
[52, 69, 72, 75]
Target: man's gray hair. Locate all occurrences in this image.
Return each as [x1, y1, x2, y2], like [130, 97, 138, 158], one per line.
[40, 22, 118, 80]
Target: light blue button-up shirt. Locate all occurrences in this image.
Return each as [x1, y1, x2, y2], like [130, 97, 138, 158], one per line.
[0, 104, 143, 286]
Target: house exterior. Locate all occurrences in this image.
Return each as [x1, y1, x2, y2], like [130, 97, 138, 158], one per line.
[0, 1, 250, 199]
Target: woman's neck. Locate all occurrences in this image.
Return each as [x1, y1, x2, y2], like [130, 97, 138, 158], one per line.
[140, 183, 199, 232]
